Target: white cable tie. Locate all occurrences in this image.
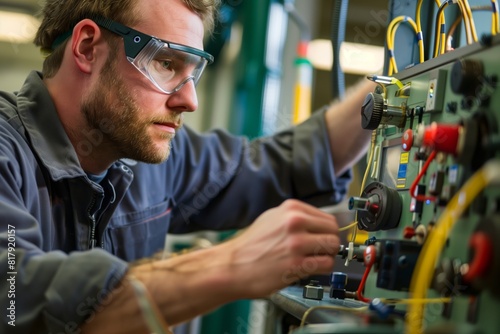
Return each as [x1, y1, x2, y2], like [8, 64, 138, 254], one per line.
[344, 241, 354, 267]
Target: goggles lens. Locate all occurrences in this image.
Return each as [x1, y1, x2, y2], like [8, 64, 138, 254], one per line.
[131, 38, 209, 94]
[92, 16, 214, 94]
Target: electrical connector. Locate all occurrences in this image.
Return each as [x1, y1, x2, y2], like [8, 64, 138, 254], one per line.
[302, 280, 324, 300]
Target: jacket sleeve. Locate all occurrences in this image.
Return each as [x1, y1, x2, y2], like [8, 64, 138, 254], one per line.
[0, 124, 128, 333]
[168, 107, 352, 233]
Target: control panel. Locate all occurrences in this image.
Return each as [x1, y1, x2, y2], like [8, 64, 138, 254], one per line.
[286, 2, 500, 333]
[341, 33, 499, 334]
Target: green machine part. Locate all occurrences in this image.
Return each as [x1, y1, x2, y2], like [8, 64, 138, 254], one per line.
[332, 1, 500, 333]
[356, 34, 500, 334]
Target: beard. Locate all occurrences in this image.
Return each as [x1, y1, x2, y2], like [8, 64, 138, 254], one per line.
[80, 56, 182, 164]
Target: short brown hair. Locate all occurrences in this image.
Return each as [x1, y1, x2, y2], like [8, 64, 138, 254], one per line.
[34, 0, 220, 78]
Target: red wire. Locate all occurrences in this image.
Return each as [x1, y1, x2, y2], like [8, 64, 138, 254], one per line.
[357, 245, 376, 303]
[409, 150, 437, 202]
[357, 262, 373, 303]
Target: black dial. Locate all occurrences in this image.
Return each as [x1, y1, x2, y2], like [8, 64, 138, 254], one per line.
[361, 92, 384, 130]
[351, 181, 402, 231]
[450, 58, 484, 96]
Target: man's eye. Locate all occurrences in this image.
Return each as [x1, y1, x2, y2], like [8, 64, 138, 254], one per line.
[160, 60, 172, 70]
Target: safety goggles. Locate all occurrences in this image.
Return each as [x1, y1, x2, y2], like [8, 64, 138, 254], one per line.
[92, 16, 214, 94]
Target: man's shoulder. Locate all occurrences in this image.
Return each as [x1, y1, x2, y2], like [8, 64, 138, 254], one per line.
[0, 91, 31, 155]
[0, 90, 26, 134]
[0, 90, 18, 120]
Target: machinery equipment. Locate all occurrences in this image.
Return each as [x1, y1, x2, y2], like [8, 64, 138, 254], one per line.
[272, 1, 500, 333]
[354, 32, 500, 333]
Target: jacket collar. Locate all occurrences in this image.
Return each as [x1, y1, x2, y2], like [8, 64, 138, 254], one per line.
[16, 71, 87, 181]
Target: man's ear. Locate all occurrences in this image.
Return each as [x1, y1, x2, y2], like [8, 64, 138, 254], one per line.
[71, 19, 104, 74]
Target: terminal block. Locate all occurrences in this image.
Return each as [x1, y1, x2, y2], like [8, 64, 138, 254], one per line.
[374, 239, 422, 291]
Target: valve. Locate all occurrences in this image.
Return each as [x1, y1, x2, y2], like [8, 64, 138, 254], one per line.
[411, 122, 463, 156]
[349, 181, 402, 231]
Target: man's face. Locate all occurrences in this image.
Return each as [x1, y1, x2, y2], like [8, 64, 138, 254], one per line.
[80, 0, 205, 164]
[81, 53, 180, 164]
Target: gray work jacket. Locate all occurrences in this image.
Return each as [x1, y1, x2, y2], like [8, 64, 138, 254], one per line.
[0, 71, 350, 333]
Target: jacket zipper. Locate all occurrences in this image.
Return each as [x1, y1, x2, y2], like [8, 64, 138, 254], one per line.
[88, 195, 98, 249]
[89, 214, 97, 249]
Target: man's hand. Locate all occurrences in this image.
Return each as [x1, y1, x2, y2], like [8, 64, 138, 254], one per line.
[223, 199, 340, 297]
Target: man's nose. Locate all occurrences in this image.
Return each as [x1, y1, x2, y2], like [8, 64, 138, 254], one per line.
[167, 79, 198, 112]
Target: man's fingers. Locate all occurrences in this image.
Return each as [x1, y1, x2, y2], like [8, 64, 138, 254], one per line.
[280, 199, 337, 220]
[285, 233, 340, 257]
[278, 203, 339, 234]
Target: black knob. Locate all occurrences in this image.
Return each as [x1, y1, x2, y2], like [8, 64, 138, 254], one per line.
[351, 181, 402, 231]
[361, 92, 384, 130]
[450, 59, 484, 96]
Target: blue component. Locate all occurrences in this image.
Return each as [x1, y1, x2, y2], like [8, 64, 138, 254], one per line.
[369, 298, 394, 320]
[330, 272, 348, 290]
[365, 236, 377, 245]
[398, 164, 407, 178]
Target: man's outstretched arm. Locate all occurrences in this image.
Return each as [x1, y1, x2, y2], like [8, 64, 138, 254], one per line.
[81, 199, 341, 333]
[325, 79, 377, 177]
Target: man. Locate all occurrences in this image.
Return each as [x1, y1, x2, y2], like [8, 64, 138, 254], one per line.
[0, 0, 375, 332]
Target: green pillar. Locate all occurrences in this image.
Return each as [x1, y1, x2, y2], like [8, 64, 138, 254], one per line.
[202, 1, 285, 333]
[228, 0, 275, 138]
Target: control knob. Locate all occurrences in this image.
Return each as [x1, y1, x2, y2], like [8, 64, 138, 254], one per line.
[360, 92, 406, 130]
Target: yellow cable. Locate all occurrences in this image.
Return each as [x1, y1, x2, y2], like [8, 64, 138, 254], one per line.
[457, 0, 473, 44]
[430, 0, 445, 58]
[416, 0, 424, 33]
[386, 16, 421, 75]
[416, 0, 426, 61]
[300, 305, 369, 327]
[350, 130, 377, 243]
[493, 10, 497, 35]
[440, 30, 446, 55]
[463, 0, 478, 41]
[434, 0, 449, 57]
[389, 57, 398, 76]
[381, 297, 451, 305]
[418, 39, 425, 63]
[494, 0, 500, 33]
[406, 159, 500, 334]
[340, 221, 358, 232]
[386, 17, 402, 75]
[490, 0, 499, 34]
[299, 298, 451, 328]
[387, 17, 407, 75]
